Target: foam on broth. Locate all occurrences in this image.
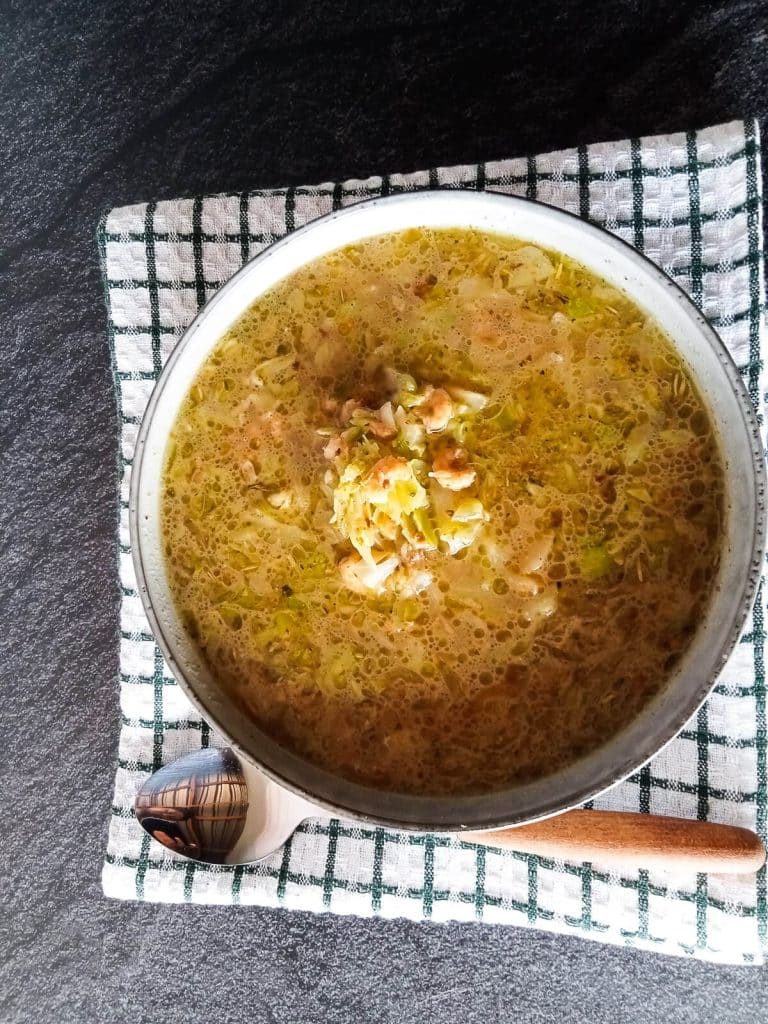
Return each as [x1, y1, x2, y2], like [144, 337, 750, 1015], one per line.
[161, 228, 724, 795]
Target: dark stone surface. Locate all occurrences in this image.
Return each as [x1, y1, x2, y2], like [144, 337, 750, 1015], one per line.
[1, 1, 767, 1020]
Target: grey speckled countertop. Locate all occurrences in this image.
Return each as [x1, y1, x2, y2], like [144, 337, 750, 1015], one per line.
[1, 2, 767, 1021]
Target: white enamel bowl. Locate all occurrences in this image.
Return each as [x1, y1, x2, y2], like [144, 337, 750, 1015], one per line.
[130, 191, 766, 831]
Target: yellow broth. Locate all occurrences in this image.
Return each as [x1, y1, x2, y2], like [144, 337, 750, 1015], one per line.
[161, 228, 724, 795]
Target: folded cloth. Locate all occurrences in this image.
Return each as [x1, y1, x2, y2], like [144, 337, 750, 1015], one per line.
[100, 118, 767, 964]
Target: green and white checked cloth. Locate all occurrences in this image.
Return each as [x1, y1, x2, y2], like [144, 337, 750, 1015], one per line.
[100, 118, 768, 964]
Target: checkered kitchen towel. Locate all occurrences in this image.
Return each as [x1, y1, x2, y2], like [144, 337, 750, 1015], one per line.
[100, 119, 767, 963]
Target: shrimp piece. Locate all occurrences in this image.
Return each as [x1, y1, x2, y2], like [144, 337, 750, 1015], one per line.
[266, 489, 292, 509]
[340, 398, 360, 423]
[372, 510, 399, 542]
[323, 435, 344, 460]
[393, 567, 433, 596]
[244, 410, 286, 441]
[363, 456, 415, 503]
[369, 401, 397, 439]
[240, 459, 258, 485]
[367, 417, 397, 441]
[467, 310, 501, 346]
[518, 532, 554, 574]
[429, 446, 476, 491]
[338, 554, 399, 595]
[418, 387, 453, 433]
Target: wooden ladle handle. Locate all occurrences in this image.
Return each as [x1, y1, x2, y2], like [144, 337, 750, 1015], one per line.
[463, 809, 766, 874]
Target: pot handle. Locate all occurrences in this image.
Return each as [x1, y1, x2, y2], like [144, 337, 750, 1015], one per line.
[461, 809, 766, 874]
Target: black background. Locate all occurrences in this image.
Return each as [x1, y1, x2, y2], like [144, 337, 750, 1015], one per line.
[2, 2, 767, 1021]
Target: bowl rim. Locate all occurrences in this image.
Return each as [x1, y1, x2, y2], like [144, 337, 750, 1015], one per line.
[129, 189, 767, 831]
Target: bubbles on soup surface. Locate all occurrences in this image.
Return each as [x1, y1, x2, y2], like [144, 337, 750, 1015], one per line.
[161, 228, 724, 795]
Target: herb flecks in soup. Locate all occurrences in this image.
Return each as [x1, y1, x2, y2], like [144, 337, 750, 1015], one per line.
[162, 229, 724, 795]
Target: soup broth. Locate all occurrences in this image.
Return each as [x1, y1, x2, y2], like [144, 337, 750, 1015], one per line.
[161, 228, 724, 795]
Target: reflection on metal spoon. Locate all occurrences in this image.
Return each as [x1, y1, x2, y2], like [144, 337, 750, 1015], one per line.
[135, 747, 315, 865]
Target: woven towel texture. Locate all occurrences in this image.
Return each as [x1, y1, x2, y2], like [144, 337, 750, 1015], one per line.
[100, 119, 767, 964]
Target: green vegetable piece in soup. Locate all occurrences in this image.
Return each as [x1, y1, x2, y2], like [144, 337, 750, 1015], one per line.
[581, 542, 615, 581]
[161, 227, 724, 796]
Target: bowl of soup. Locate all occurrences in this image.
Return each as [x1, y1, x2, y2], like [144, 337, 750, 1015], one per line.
[130, 191, 765, 830]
